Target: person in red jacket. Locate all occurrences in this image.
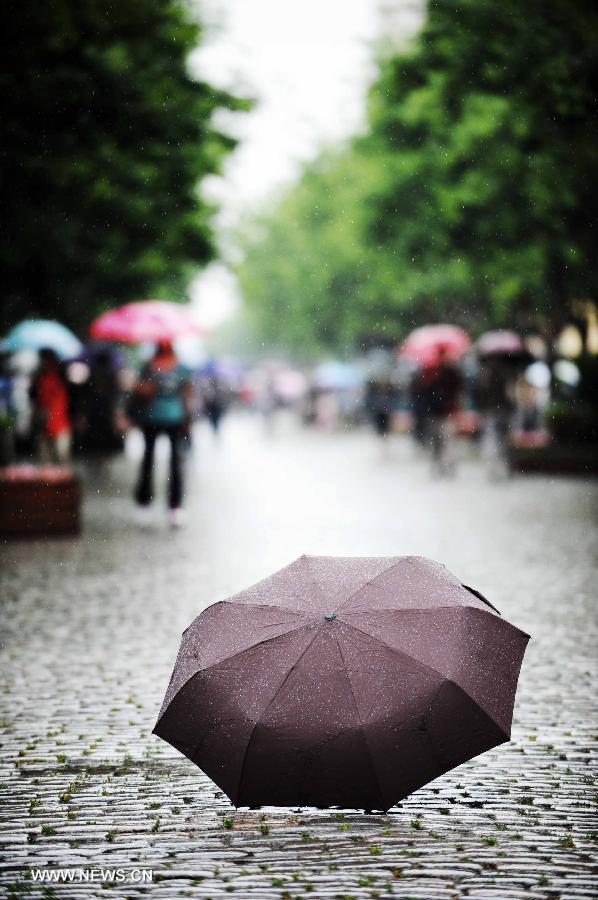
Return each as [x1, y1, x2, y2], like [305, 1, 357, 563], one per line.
[30, 348, 71, 463]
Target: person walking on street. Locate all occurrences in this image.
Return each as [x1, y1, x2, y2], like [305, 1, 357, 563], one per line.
[478, 358, 515, 480]
[30, 348, 72, 464]
[133, 341, 192, 527]
[365, 379, 396, 455]
[86, 351, 121, 457]
[426, 348, 463, 477]
[202, 374, 225, 436]
[410, 367, 433, 447]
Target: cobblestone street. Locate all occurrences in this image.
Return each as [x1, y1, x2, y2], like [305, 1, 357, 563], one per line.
[1, 415, 597, 899]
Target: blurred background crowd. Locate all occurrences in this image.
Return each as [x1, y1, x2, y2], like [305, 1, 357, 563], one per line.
[1, 316, 596, 478]
[1, 0, 597, 530]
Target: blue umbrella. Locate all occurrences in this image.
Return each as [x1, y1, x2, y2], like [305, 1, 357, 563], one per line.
[313, 360, 364, 391]
[1, 320, 82, 359]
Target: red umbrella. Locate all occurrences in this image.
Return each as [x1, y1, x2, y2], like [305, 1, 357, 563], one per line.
[477, 330, 525, 357]
[154, 555, 529, 811]
[399, 325, 470, 368]
[90, 301, 204, 343]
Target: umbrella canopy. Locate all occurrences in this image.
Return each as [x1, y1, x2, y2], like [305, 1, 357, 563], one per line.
[477, 330, 525, 357]
[154, 555, 529, 811]
[90, 301, 204, 344]
[313, 360, 364, 391]
[1, 320, 82, 359]
[399, 325, 470, 368]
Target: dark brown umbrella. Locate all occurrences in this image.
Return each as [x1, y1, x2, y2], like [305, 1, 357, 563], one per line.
[154, 556, 529, 811]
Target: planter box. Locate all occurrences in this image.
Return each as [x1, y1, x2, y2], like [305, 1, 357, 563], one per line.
[509, 445, 598, 476]
[0, 465, 81, 537]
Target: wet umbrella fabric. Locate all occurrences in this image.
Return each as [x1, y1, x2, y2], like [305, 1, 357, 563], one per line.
[89, 300, 204, 344]
[154, 556, 529, 811]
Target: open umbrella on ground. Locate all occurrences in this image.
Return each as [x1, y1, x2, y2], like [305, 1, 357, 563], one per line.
[399, 325, 470, 368]
[1, 320, 82, 359]
[90, 300, 204, 344]
[154, 555, 529, 811]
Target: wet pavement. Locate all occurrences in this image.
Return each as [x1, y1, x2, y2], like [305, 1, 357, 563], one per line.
[1, 414, 597, 898]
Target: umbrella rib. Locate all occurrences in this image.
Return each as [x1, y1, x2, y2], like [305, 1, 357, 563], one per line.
[198, 618, 315, 676]
[224, 556, 326, 614]
[233, 624, 322, 808]
[300, 555, 342, 608]
[339, 618, 449, 688]
[334, 559, 404, 613]
[336, 620, 489, 779]
[339, 617, 510, 735]
[159, 619, 316, 726]
[341, 603, 497, 617]
[333, 633, 386, 811]
[223, 600, 313, 618]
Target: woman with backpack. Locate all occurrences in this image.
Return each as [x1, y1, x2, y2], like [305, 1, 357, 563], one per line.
[132, 341, 193, 527]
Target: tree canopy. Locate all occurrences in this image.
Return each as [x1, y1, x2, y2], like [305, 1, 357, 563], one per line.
[237, 0, 598, 355]
[1, 0, 248, 331]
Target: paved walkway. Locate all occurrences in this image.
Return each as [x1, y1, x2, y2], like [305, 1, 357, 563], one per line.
[1, 415, 597, 898]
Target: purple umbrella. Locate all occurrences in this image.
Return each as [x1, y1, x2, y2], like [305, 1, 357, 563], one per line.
[154, 555, 529, 811]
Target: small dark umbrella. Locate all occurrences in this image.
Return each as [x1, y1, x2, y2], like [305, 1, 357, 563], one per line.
[477, 330, 533, 363]
[154, 556, 529, 811]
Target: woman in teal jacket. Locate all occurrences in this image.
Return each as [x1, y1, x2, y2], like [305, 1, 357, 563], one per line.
[133, 341, 192, 526]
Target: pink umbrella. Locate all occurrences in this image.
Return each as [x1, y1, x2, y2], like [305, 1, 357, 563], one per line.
[399, 325, 471, 368]
[476, 330, 525, 356]
[90, 301, 204, 343]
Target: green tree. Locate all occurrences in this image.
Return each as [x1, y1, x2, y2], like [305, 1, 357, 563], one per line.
[364, 0, 598, 338]
[237, 150, 377, 355]
[1, 0, 248, 331]
[237, 0, 598, 353]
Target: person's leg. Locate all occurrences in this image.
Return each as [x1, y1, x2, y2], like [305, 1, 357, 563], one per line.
[55, 431, 71, 464]
[429, 417, 441, 472]
[38, 433, 52, 464]
[135, 427, 156, 506]
[495, 411, 511, 478]
[441, 416, 456, 476]
[437, 417, 447, 472]
[167, 426, 184, 510]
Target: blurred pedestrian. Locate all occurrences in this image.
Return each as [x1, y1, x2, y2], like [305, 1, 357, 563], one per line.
[0, 353, 17, 465]
[515, 372, 544, 433]
[478, 358, 515, 480]
[314, 390, 339, 430]
[425, 349, 463, 477]
[29, 348, 71, 464]
[132, 341, 192, 527]
[202, 375, 225, 436]
[410, 368, 432, 446]
[365, 379, 396, 453]
[87, 351, 121, 453]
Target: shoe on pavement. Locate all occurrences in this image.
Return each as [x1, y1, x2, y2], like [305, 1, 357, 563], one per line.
[168, 508, 187, 529]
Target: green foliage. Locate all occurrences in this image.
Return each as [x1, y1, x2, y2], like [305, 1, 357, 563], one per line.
[364, 0, 598, 332]
[236, 150, 377, 355]
[237, 0, 598, 353]
[1, 0, 248, 330]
